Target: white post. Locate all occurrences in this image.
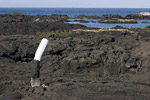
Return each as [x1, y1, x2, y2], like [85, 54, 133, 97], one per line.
[34, 38, 49, 61]
[31, 38, 49, 87]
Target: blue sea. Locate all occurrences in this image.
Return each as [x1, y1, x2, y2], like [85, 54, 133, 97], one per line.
[0, 8, 150, 29]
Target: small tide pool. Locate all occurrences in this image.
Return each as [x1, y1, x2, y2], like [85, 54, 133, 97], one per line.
[67, 19, 150, 29]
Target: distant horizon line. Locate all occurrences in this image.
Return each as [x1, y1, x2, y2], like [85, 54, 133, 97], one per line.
[0, 7, 150, 9]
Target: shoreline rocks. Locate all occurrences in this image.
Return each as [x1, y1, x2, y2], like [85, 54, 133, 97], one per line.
[73, 13, 150, 20]
[0, 13, 69, 23]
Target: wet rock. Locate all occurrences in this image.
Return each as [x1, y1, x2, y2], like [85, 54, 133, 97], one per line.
[74, 14, 100, 19]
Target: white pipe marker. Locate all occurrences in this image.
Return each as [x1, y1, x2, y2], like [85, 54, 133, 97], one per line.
[34, 38, 49, 61]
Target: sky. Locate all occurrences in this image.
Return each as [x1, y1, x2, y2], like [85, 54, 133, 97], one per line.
[0, 0, 150, 8]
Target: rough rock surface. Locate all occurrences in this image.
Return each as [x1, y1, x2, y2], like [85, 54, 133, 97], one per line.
[0, 29, 150, 99]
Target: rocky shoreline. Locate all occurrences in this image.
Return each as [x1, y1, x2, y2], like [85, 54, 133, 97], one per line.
[0, 13, 86, 35]
[74, 13, 150, 20]
[71, 13, 150, 24]
[0, 12, 150, 35]
[0, 13, 150, 100]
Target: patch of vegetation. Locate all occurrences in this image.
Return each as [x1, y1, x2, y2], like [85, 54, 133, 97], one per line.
[72, 29, 131, 33]
[34, 18, 68, 23]
[99, 19, 138, 24]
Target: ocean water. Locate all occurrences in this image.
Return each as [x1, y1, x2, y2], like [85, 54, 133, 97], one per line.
[0, 8, 150, 29]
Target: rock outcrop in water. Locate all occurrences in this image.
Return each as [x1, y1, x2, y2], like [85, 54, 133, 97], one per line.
[101, 14, 123, 20]
[74, 14, 101, 19]
[125, 12, 150, 20]
[111, 25, 126, 29]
